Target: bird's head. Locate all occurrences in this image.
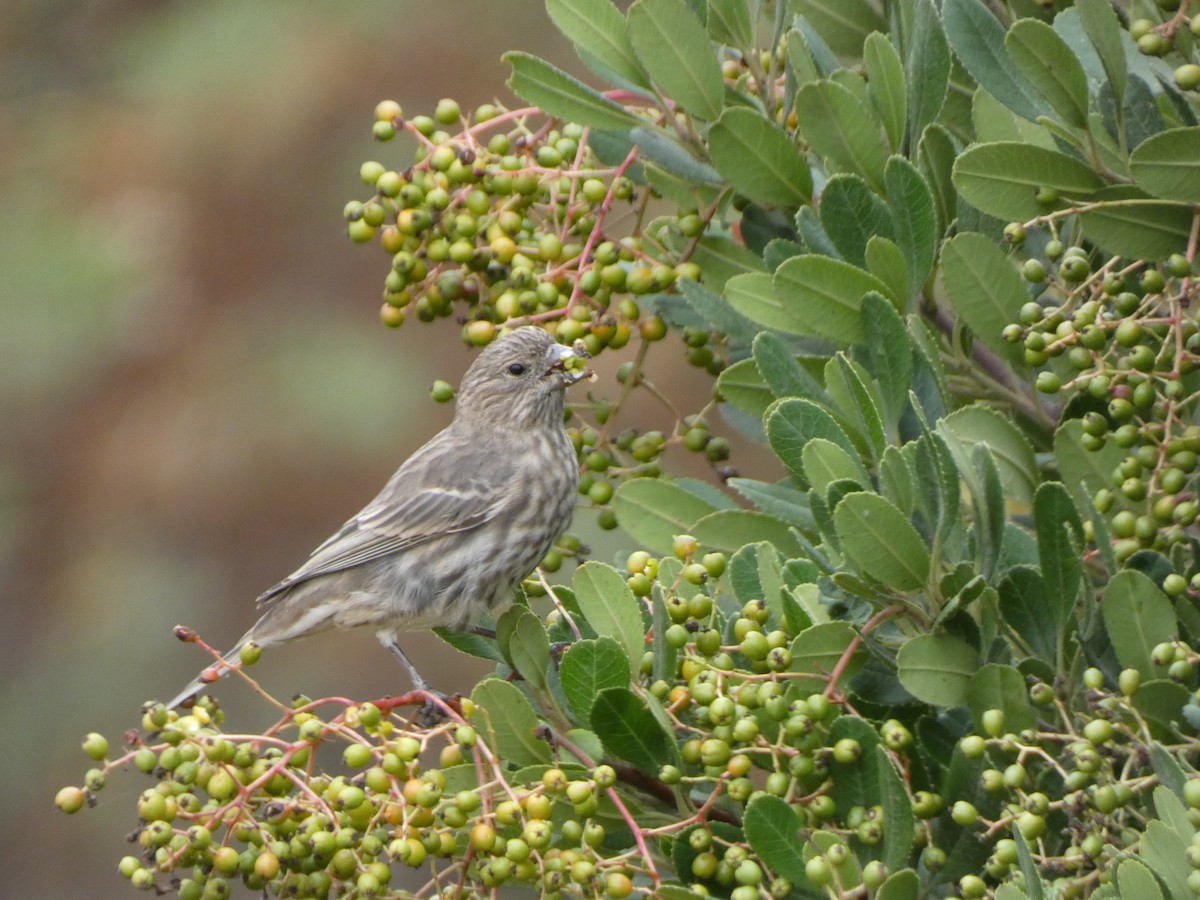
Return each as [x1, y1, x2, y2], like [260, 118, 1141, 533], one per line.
[456, 327, 590, 428]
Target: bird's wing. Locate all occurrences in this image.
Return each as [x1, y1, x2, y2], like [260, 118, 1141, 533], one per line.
[256, 435, 514, 605]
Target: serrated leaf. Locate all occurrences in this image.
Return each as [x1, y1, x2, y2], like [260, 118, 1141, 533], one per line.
[504, 52, 641, 132]
[560, 636, 631, 723]
[906, 0, 950, 144]
[803, 438, 868, 494]
[771, 254, 894, 344]
[707, 0, 752, 48]
[1006, 19, 1089, 128]
[1053, 419, 1125, 518]
[820, 174, 894, 268]
[1034, 482, 1084, 630]
[676, 278, 759, 346]
[939, 231, 1029, 367]
[692, 509, 805, 558]
[717, 355, 773, 418]
[627, 0, 723, 120]
[865, 32, 906, 151]
[709, 107, 812, 206]
[790, 621, 864, 689]
[1130, 127, 1200, 203]
[572, 561, 646, 665]
[752, 331, 829, 403]
[631, 126, 723, 185]
[897, 633, 979, 706]
[613, 478, 718, 556]
[1075, 0, 1126, 109]
[1142, 818, 1191, 900]
[952, 142, 1104, 222]
[877, 870, 921, 900]
[825, 354, 887, 463]
[865, 238, 910, 310]
[877, 746, 916, 874]
[591, 687, 675, 772]
[471, 678, 551, 767]
[834, 492, 930, 591]
[968, 664, 1038, 733]
[861, 292, 912, 430]
[1116, 859, 1165, 900]
[679, 235, 767, 292]
[794, 80, 890, 192]
[999, 567, 1058, 660]
[729, 541, 785, 612]
[743, 794, 809, 883]
[1102, 569, 1177, 679]
[546, 0, 648, 89]
[503, 607, 550, 692]
[433, 626, 505, 663]
[942, 0, 1048, 122]
[917, 122, 957, 236]
[727, 478, 816, 531]
[885, 156, 936, 299]
[1077, 184, 1196, 259]
[793, 0, 885, 59]
[939, 406, 1037, 507]
[766, 397, 861, 486]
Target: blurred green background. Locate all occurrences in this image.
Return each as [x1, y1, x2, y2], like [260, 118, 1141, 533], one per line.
[0, 3, 584, 894]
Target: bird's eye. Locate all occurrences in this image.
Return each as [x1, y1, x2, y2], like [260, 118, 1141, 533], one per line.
[507, 362, 526, 376]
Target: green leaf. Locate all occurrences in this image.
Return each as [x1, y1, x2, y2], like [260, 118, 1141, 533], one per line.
[827, 717, 882, 810]
[942, 0, 1048, 122]
[590, 687, 675, 772]
[676, 278, 759, 346]
[971, 86, 1056, 149]
[706, 0, 752, 48]
[968, 664, 1038, 733]
[771, 254, 894, 344]
[789, 621, 864, 689]
[1116, 859, 1165, 900]
[1102, 569, 1177, 679]
[939, 406, 1037, 507]
[631, 127, 723, 185]
[766, 397, 861, 487]
[897, 633, 979, 707]
[1013, 831, 1049, 900]
[752, 332, 829, 403]
[952, 142, 1105, 222]
[917, 123, 957, 237]
[743, 794, 809, 884]
[559, 637, 631, 723]
[727, 479, 816, 531]
[861, 292, 912, 430]
[432, 626, 505, 663]
[1075, 0, 1126, 109]
[794, 80, 890, 192]
[825, 354, 887, 463]
[471, 678, 552, 767]
[545, 0, 648, 89]
[627, 0, 723, 121]
[865, 238, 910, 309]
[865, 32, 907, 151]
[613, 478, 717, 555]
[504, 608, 550, 692]
[880, 444, 915, 515]
[1077, 184, 1196, 260]
[692, 510, 805, 558]
[504, 52, 641, 132]
[803, 438, 868, 493]
[885, 156, 937, 299]
[1134, 679, 1190, 733]
[716, 356, 773, 418]
[792, 0, 885, 59]
[998, 567, 1058, 661]
[682, 236, 766, 293]
[1005, 19, 1089, 128]
[729, 541, 785, 614]
[939, 231, 1029, 367]
[877, 870, 921, 900]
[906, 0, 951, 143]
[1152, 742, 1189, 799]
[834, 492, 930, 591]
[972, 444, 1006, 582]
[1033, 482, 1084, 631]
[1130, 127, 1200, 203]
[1142, 819, 1191, 900]
[877, 746, 916, 874]
[1155, 784, 1195, 844]
[572, 561, 646, 665]
[820, 174, 894, 268]
[709, 107, 812, 206]
[1053, 418, 1125, 519]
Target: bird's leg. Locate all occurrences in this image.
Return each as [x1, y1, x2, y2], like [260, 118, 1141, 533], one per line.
[376, 632, 433, 694]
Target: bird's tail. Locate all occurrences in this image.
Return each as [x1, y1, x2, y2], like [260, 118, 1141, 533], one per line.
[164, 631, 256, 709]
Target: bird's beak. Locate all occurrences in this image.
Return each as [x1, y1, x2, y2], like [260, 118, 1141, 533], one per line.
[545, 342, 593, 384]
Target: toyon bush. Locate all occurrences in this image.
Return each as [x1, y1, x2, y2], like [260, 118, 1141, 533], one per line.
[59, 0, 1200, 897]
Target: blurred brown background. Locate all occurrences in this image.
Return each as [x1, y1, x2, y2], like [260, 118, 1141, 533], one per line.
[0, 3, 583, 894]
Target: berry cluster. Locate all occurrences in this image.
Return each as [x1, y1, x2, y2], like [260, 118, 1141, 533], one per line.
[1003, 225, 1199, 570]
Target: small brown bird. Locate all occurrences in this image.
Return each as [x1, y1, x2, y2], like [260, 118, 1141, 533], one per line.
[167, 326, 586, 708]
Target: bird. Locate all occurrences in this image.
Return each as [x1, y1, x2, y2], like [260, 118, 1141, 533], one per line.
[166, 326, 587, 709]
